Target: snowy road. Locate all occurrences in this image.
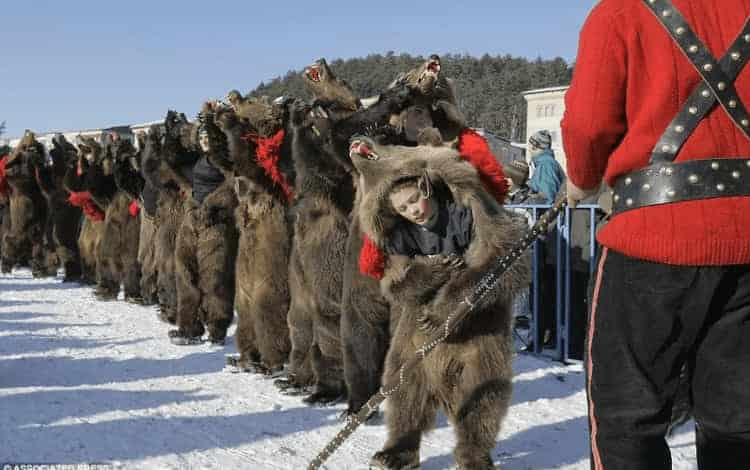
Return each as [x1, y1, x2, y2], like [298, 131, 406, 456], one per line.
[0, 269, 697, 469]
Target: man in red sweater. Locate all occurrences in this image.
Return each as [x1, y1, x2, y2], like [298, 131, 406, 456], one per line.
[562, 0, 750, 468]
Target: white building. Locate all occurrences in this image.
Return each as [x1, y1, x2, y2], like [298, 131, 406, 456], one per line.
[7, 122, 160, 150]
[130, 120, 164, 136]
[522, 85, 569, 170]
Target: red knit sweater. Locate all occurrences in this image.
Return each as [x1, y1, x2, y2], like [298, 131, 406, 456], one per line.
[562, 0, 750, 265]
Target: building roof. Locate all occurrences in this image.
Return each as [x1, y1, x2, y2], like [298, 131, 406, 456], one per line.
[131, 120, 164, 129]
[521, 85, 570, 97]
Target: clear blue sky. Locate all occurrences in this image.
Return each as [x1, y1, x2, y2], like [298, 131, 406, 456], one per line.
[0, 0, 597, 139]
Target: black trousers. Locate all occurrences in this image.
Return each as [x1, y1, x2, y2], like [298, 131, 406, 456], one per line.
[586, 248, 750, 470]
[530, 236, 558, 349]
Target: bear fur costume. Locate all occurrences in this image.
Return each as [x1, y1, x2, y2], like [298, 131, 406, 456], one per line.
[141, 113, 200, 323]
[387, 54, 467, 146]
[62, 142, 105, 286]
[105, 135, 145, 303]
[39, 134, 84, 282]
[273, 99, 355, 404]
[168, 107, 238, 345]
[350, 137, 528, 470]
[300, 58, 393, 416]
[2, 131, 51, 276]
[274, 82, 418, 405]
[213, 98, 295, 372]
[66, 135, 127, 299]
[19, 139, 68, 278]
[131, 131, 159, 305]
[0, 154, 11, 272]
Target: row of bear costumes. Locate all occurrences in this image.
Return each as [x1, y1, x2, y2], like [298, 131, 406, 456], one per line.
[0, 55, 529, 469]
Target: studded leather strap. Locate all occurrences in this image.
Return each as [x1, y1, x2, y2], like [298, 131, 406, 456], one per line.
[642, 0, 750, 163]
[611, 158, 750, 214]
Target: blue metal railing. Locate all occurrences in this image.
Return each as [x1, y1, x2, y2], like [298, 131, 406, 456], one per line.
[505, 203, 603, 363]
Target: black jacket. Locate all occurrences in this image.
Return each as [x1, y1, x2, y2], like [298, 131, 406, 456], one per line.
[191, 156, 224, 204]
[386, 194, 473, 257]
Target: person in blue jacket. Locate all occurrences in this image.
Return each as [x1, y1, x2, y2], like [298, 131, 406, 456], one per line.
[527, 130, 565, 203]
[525, 130, 565, 351]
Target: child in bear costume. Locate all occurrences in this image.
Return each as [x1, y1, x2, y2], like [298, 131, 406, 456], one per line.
[349, 136, 529, 470]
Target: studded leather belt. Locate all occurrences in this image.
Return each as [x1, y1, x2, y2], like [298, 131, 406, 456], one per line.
[611, 158, 750, 215]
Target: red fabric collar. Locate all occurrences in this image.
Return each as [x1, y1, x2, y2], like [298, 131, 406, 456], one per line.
[128, 200, 140, 218]
[68, 191, 105, 222]
[456, 128, 508, 203]
[0, 155, 9, 196]
[244, 129, 294, 203]
[359, 234, 386, 280]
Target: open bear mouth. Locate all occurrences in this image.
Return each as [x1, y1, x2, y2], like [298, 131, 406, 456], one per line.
[418, 58, 441, 85]
[306, 66, 322, 83]
[349, 140, 380, 161]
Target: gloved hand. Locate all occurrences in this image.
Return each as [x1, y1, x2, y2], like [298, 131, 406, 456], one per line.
[566, 179, 600, 208]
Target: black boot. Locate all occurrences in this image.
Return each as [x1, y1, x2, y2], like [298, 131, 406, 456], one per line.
[303, 383, 346, 406]
[94, 284, 119, 301]
[274, 373, 312, 396]
[168, 329, 203, 346]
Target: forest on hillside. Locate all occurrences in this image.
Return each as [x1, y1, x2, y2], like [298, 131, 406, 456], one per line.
[250, 52, 572, 141]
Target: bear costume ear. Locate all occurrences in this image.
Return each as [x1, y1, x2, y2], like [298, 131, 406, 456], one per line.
[417, 170, 433, 199]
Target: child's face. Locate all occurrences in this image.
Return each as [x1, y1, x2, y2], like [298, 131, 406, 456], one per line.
[199, 132, 210, 153]
[389, 184, 434, 225]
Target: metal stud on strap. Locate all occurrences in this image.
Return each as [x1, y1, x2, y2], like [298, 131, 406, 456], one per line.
[641, 0, 750, 163]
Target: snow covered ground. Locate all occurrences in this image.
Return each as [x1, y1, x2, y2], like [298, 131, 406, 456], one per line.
[0, 269, 698, 469]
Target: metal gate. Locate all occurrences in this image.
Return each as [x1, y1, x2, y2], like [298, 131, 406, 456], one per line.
[506, 203, 604, 363]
